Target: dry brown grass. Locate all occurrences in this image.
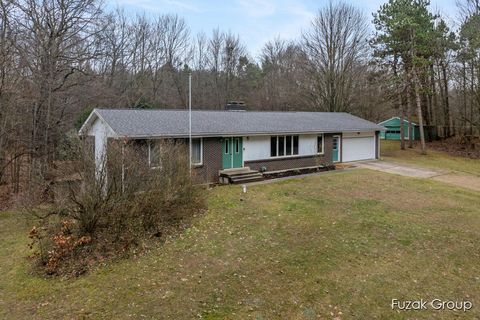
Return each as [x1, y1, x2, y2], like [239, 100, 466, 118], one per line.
[1, 169, 479, 319]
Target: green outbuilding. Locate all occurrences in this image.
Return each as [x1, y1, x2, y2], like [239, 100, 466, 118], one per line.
[378, 117, 420, 140]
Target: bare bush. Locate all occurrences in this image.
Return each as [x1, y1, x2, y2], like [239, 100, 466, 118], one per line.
[28, 137, 205, 276]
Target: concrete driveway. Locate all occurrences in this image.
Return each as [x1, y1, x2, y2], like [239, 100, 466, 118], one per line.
[356, 160, 480, 192]
[355, 161, 446, 178]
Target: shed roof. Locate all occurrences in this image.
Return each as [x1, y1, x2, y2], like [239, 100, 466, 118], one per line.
[79, 108, 385, 138]
[378, 117, 418, 126]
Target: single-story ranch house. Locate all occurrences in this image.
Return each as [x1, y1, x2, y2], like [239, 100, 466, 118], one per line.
[79, 108, 385, 184]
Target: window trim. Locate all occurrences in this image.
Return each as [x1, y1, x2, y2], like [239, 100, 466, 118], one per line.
[270, 135, 299, 158]
[149, 138, 203, 168]
[317, 133, 324, 155]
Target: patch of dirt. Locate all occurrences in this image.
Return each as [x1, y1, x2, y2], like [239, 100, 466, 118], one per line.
[262, 165, 335, 180]
[427, 137, 480, 159]
[334, 163, 355, 169]
[432, 173, 480, 192]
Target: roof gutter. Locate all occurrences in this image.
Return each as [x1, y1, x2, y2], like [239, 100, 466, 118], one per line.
[112, 128, 386, 140]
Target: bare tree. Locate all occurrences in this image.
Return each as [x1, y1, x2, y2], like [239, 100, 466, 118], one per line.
[222, 32, 245, 103]
[260, 38, 306, 110]
[10, 0, 103, 178]
[161, 14, 190, 107]
[207, 28, 224, 107]
[302, 2, 369, 112]
[191, 32, 208, 106]
[100, 9, 130, 88]
[456, 0, 480, 18]
[0, 0, 23, 186]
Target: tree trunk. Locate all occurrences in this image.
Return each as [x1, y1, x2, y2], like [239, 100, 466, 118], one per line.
[400, 93, 406, 150]
[440, 60, 451, 138]
[429, 63, 438, 136]
[394, 55, 406, 150]
[412, 67, 427, 154]
[406, 71, 414, 149]
[470, 62, 475, 136]
[461, 61, 467, 136]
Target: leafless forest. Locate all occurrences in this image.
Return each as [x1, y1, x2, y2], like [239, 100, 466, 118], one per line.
[0, 0, 479, 192]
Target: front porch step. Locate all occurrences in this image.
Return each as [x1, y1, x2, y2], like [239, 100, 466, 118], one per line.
[219, 167, 265, 184]
[230, 172, 264, 184]
[219, 167, 253, 176]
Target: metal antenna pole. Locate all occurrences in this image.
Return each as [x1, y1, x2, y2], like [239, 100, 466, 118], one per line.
[189, 72, 192, 176]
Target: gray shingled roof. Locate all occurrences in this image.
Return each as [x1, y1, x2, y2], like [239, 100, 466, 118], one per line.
[85, 108, 385, 138]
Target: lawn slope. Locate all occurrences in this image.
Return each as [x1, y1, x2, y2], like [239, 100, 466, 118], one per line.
[381, 140, 480, 176]
[1, 170, 479, 319]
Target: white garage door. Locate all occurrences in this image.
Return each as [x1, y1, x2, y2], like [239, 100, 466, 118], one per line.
[342, 136, 376, 162]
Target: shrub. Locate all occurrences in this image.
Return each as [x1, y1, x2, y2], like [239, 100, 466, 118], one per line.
[28, 137, 205, 277]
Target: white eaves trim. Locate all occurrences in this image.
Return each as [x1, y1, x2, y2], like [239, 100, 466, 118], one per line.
[378, 116, 418, 126]
[78, 109, 118, 138]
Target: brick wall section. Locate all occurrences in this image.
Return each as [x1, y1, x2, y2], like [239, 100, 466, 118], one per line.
[193, 137, 223, 184]
[108, 134, 337, 184]
[117, 137, 222, 184]
[245, 133, 335, 172]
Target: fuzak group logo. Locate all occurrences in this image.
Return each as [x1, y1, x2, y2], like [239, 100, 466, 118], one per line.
[391, 299, 473, 311]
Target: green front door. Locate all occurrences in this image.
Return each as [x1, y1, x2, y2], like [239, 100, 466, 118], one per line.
[332, 136, 340, 162]
[222, 137, 243, 169]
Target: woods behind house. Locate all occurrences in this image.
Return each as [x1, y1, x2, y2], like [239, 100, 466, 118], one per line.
[0, 0, 479, 192]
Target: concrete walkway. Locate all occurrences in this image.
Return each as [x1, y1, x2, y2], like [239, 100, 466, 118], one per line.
[356, 160, 480, 192]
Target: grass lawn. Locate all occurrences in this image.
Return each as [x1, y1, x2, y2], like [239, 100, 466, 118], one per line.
[1, 169, 480, 319]
[381, 140, 480, 176]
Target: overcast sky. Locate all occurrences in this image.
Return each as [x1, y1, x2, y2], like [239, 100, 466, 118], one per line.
[107, 0, 458, 57]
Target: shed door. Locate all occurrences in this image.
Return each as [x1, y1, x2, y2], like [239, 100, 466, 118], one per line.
[342, 136, 376, 162]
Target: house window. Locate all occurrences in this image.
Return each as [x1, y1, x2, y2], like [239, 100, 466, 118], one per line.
[278, 136, 285, 156]
[224, 139, 229, 154]
[149, 140, 162, 168]
[191, 138, 202, 165]
[270, 137, 277, 157]
[270, 135, 299, 157]
[150, 139, 202, 167]
[235, 138, 240, 153]
[386, 130, 401, 134]
[317, 134, 324, 154]
[286, 136, 292, 155]
[293, 136, 299, 155]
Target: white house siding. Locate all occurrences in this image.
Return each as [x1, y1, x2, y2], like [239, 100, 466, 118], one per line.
[243, 134, 319, 162]
[299, 135, 317, 156]
[242, 136, 270, 161]
[87, 117, 115, 179]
